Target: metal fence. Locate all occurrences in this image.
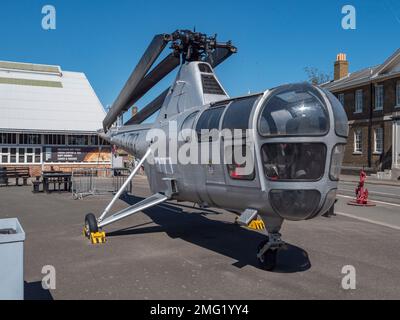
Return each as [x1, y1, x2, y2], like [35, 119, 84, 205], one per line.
[72, 168, 132, 199]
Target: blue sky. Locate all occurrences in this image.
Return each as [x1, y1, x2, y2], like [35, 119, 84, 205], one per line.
[1, 0, 399, 115]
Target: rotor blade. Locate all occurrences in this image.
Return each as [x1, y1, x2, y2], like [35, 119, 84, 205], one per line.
[103, 34, 168, 130]
[123, 53, 180, 111]
[125, 88, 170, 125]
[207, 47, 236, 68]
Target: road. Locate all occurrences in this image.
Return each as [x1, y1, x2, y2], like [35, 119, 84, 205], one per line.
[337, 180, 400, 230]
[0, 177, 399, 300]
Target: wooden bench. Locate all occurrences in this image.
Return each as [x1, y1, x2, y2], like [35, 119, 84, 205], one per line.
[3, 167, 30, 186]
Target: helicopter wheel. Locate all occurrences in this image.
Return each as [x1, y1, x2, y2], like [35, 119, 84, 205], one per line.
[84, 213, 98, 239]
[257, 239, 278, 271]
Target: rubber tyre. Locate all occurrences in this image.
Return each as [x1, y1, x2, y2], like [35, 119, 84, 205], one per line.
[85, 213, 98, 238]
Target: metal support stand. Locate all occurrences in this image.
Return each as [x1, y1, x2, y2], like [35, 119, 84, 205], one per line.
[98, 148, 152, 224]
[257, 233, 284, 259]
[87, 148, 169, 231]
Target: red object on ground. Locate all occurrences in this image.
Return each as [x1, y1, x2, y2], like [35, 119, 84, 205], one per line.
[348, 169, 376, 207]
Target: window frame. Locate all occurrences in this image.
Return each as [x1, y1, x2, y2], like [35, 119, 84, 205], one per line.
[0, 148, 10, 164]
[261, 142, 327, 182]
[375, 84, 384, 111]
[0, 133, 17, 145]
[180, 111, 199, 142]
[374, 127, 383, 154]
[0, 147, 42, 164]
[195, 106, 226, 142]
[226, 144, 256, 181]
[20, 134, 42, 145]
[355, 89, 363, 113]
[396, 81, 400, 107]
[354, 129, 363, 154]
[258, 85, 330, 138]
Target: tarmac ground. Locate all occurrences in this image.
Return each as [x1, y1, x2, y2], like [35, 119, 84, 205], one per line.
[0, 176, 399, 300]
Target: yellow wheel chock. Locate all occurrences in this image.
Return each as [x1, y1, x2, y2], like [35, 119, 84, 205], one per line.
[90, 231, 106, 244]
[83, 227, 107, 244]
[235, 217, 266, 231]
[248, 219, 266, 231]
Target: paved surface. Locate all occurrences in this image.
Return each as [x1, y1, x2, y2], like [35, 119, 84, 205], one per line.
[337, 180, 400, 228]
[0, 176, 399, 300]
[340, 174, 400, 187]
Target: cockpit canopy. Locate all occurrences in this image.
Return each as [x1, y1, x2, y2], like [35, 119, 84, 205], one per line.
[259, 83, 329, 137]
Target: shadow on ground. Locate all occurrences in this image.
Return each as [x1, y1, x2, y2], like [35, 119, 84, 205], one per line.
[24, 281, 53, 300]
[106, 194, 311, 273]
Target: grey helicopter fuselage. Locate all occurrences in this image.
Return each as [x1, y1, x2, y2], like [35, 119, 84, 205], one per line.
[103, 60, 348, 227]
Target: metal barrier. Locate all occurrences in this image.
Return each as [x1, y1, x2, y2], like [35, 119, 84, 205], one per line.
[72, 168, 132, 199]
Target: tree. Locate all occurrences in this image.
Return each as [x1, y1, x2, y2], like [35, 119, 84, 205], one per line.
[304, 67, 331, 85]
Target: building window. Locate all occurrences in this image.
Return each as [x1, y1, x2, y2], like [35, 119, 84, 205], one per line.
[67, 135, 98, 146]
[9, 148, 17, 163]
[0, 133, 17, 144]
[68, 135, 87, 146]
[374, 128, 383, 154]
[0, 148, 10, 163]
[338, 93, 345, 107]
[354, 129, 362, 153]
[20, 134, 41, 145]
[355, 90, 363, 113]
[88, 135, 99, 146]
[375, 85, 384, 110]
[0, 147, 41, 164]
[18, 148, 25, 163]
[396, 81, 400, 107]
[44, 134, 66, 145]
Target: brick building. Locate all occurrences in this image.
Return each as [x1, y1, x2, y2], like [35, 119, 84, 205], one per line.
[322, 50, 400, 178]
[0, 60, 111, 176]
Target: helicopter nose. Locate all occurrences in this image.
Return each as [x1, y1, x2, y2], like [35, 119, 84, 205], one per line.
[269, 189, 321, 221]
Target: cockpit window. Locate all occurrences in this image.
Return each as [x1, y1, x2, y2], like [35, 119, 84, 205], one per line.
[323, 89, 349, 138]
[222, 95, 260, 132]
[259, 85, 329, 136]
[261, 143, 326, 181]
[196, 107, 225, 141]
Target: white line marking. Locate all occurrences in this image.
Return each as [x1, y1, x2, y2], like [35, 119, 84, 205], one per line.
[336, 211, 400, 231]
[339, 188, 399, 197]
[337, 194, 400, 208]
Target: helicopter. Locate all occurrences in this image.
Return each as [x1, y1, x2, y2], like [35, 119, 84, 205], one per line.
[83, 30, 349, 270]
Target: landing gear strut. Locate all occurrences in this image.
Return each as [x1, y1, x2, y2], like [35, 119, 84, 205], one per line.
[256, 233, 284, 271]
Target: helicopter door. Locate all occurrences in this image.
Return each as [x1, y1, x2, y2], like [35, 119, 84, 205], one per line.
[195, 106, 226, 186]
[221, 95, 261, 188]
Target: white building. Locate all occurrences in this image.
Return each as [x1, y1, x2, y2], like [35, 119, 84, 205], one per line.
[0, 60, 111, 176]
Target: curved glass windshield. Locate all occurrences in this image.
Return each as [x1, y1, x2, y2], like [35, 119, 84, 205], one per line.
[259, 84, 329, 136]
[261, 143, 326, 181]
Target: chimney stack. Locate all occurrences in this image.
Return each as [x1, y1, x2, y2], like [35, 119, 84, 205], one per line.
[334, 53, 349, 81]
